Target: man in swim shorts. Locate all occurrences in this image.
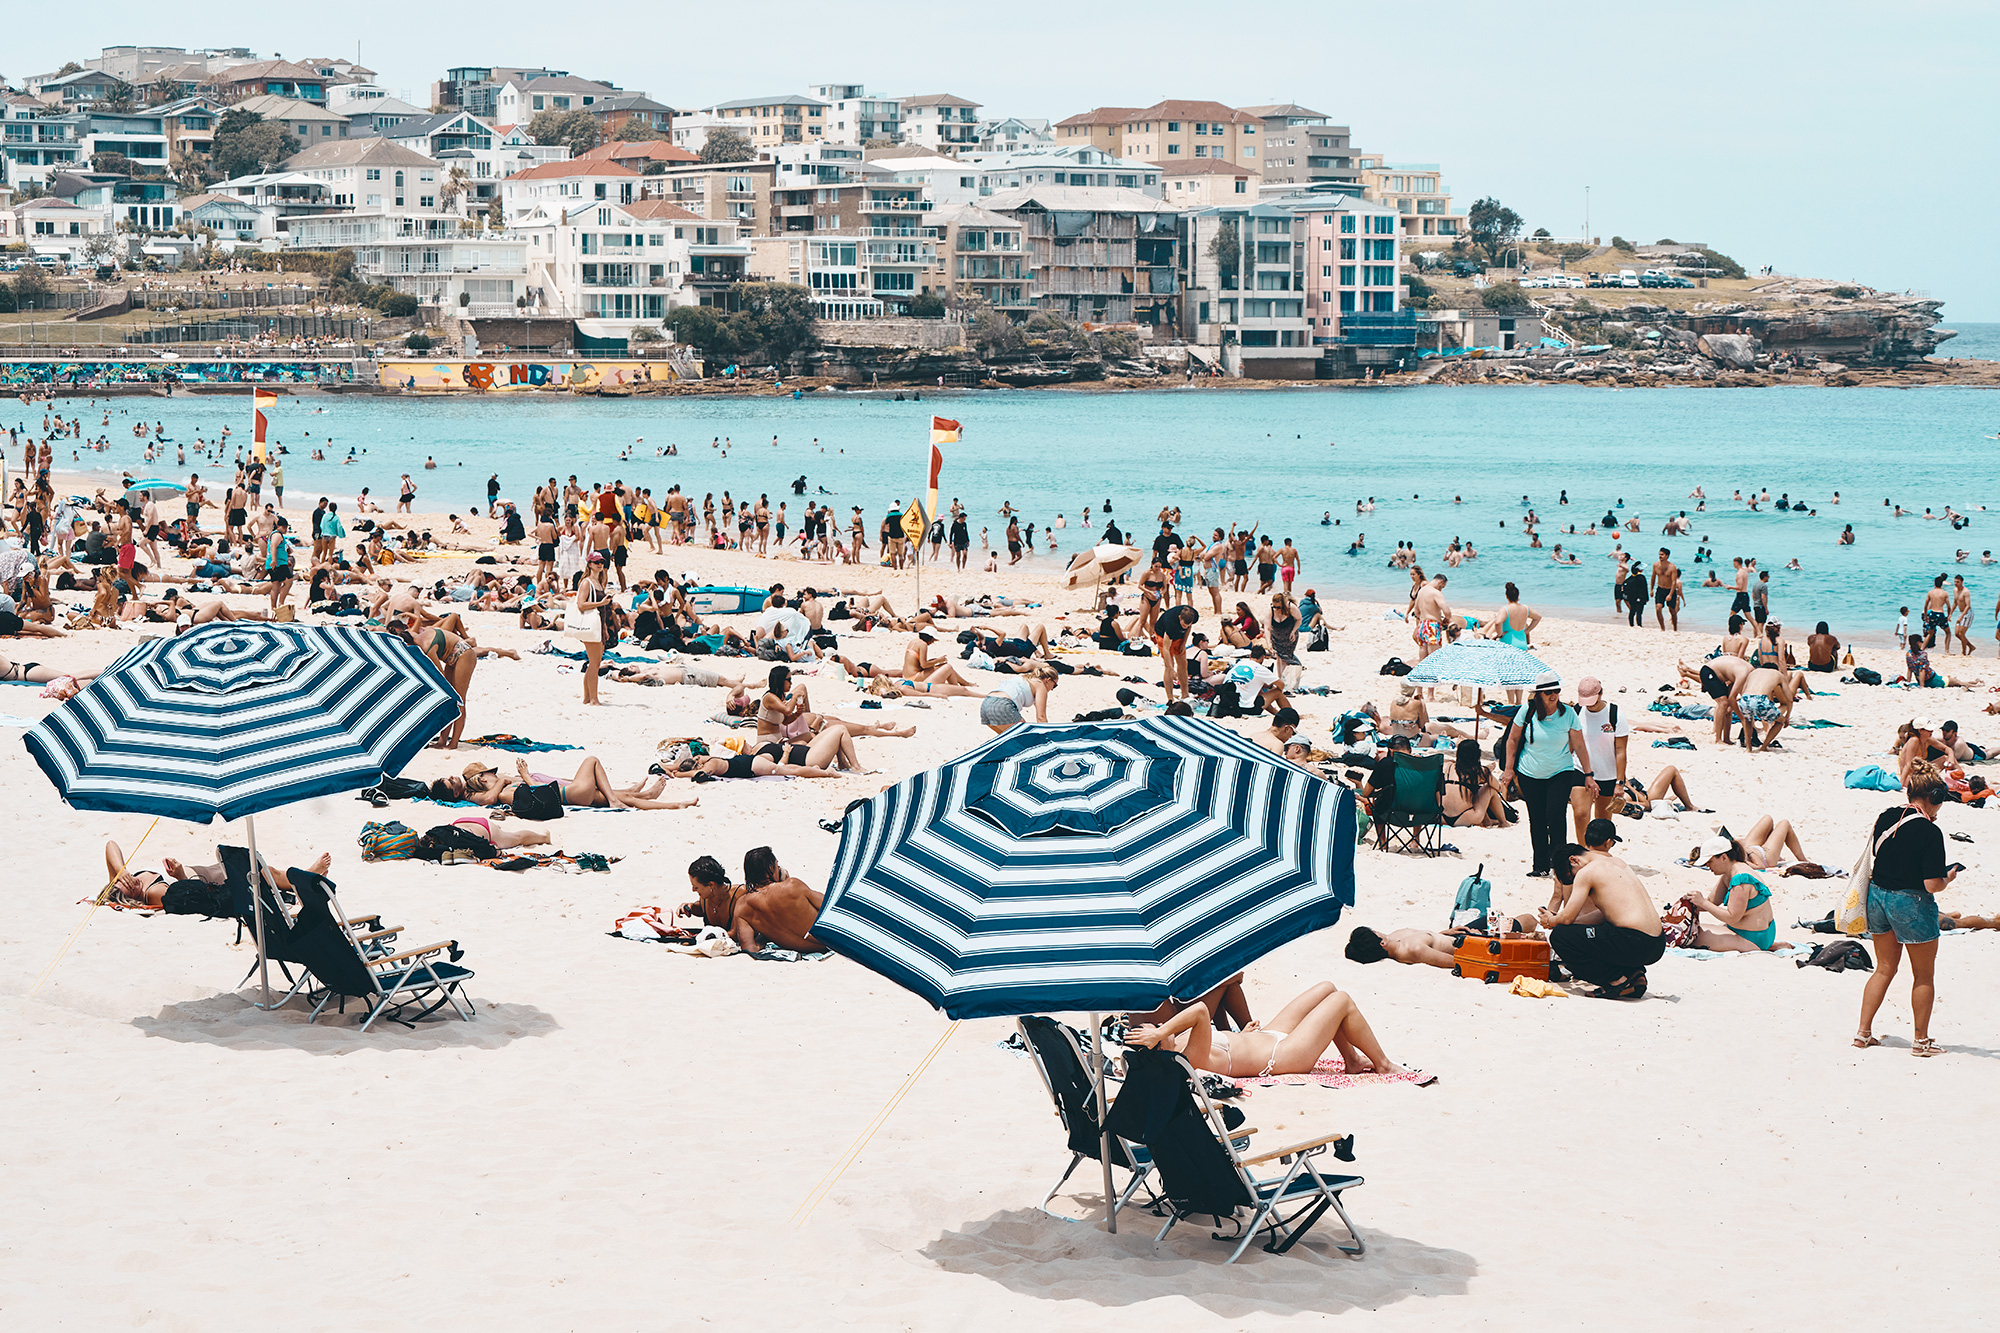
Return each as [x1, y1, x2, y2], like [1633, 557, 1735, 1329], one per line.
[1540, 828, 1663, 1000]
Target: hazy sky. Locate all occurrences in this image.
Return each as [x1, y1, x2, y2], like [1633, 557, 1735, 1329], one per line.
[13, 1, 1996, 319]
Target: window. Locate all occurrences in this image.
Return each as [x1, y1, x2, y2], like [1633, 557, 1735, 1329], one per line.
[1365, 266, 1396, 286]
[1372, 216, 1394, 234]
[1166, 121, 1180, 132]
[1339, 266, 1355, 285]
[872, 271, 915, 292]
[1321, 265, 1332, 277]
[1234, 179, 1245, 193]
[1340, 215, 1355, 234]
[1166, 144, 1180, 155]
[533, 96, 545, 111]
[595, 184, 607, 199]
[366, 168, 380, 181]
[1340, 291, 1355, 311]
[1243, 147, 1254, 157]
[420, 196, 435, 208]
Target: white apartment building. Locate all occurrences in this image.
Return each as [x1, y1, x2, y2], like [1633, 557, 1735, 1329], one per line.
[500, 159, 645, 212]
[287, 210, 525, 313]
[807, 84, 899, 145]
[285, 138, 446, 211]
[899, 94, 981, 153]
[749, 227, 940, 319]
[881, 145, 1162, 206]
[510, 198, 752, 331]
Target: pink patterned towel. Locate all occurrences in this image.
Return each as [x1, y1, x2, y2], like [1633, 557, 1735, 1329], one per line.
[1237, 1058, 1436, 1090]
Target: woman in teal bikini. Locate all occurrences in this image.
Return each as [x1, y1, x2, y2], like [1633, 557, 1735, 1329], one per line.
[1495, 582, 1540, 648]
[1683, 835, 1785, 951]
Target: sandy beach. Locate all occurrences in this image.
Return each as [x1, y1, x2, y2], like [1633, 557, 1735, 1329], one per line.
[4, 479, 1996, 1329]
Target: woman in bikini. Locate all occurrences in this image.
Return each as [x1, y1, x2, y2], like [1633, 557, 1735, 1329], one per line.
[686, 849, 824, 953]
[1220, 601, 1262, 649]
[659, 732, 851, 781]
[102, 839, 329, 909]
[441, 756, 696, 811]
[391, 619, 476, 749]
[1443, 738, 1513, 827]
[0, 652, 94, 686]
[1124, 981, 1427, 1083]
[1680, 835, 1784, 952]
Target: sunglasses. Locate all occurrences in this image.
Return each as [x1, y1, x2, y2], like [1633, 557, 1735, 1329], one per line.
[1536, 686, 1561, 695]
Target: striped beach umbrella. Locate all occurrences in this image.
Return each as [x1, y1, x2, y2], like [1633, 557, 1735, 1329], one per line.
[1401, 640, 1550, 690]
[24, 623, 458, 1006]
[811, 715, 1355, 1232]
[25, 622, 459, 822]
[813, 715, 1357, 1021]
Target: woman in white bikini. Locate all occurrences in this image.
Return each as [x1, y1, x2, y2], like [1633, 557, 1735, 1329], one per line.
[1124, 981, 1427, 1082]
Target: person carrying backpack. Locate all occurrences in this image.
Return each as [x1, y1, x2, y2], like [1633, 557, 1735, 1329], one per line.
[1496, 671, 1600, 877]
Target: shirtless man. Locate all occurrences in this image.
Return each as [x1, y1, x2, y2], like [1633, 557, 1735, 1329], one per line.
[1410, 574, 1452, 664]
[1539, 822, 1664, 999]
[1921, 575, 1951, 649]
[1727, 663, 1801, 751]
[687, 850, 824, 953]
[1252, 707, 1300, 755]
[1652, 547, 1682, 631]
[1343, 922, 1539, 970]
[1681, 652, 1750, 745]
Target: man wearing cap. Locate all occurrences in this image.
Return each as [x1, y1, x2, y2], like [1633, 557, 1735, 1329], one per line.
[1540, 822, 1662, 999]
[1897, 717, 1957, 785]
[1498, 671, 1599, 876]
[901, 629, 973, 686]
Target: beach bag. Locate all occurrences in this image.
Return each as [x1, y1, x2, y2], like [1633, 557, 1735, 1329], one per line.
[1841, 810, 1922, 935]
[511, 781, 566, 821]
[1449, 863, 1491, 930]
[358, 820, 418, 861]
[1851, 666, 1882, 685]
[1309, 627, 1330, 652]
[160, 880, 235, 918]
[1379, 657, 1413, 676]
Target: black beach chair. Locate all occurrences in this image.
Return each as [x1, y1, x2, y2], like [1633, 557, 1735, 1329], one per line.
[1016, 1016, 1158, 1221]
[219, 846, 402, 1007]
[1106, 1047, 1366, 1263]
[286, 869, 475, 1032]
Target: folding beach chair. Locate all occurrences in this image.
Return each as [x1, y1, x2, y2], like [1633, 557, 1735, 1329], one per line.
[1016, 1016, 1158, 1221]
[1373, 750, 1448, 857]
[218, 846, 402, 1007]
[1106, 1048, 1366, 1264]
[286, 869, 475, 1032]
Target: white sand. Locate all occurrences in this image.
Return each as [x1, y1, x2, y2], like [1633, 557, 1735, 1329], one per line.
[4, 488, 1996, 1327]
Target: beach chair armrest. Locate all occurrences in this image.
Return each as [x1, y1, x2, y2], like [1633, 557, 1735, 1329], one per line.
[345, 913, 385, 929]
[1239, 1130, 1348, 1166]
[373, 939, 457, 966]
[354, 926, 403, 944]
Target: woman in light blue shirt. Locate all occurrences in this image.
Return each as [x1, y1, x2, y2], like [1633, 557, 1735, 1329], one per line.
[1498, 671, 1599, 876]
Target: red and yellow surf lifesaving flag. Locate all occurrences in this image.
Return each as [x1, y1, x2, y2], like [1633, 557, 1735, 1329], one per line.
[927, 416, 957, 522]
[252, 388, 277, 464]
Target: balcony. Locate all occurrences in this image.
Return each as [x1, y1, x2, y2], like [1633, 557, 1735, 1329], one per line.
[865, 198, 932, 212]
[689, 242, 753, 257]
[865, 225, 941, 238]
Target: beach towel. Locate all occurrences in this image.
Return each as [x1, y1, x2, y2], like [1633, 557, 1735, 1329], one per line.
[1508, 976, 1569, 999]
[1790, 719, 1851, 729]
[1653, 737, 1697, 750]
[462, 733, 580, 753]
[536, 644, 659, 667]
[1236, 1057, 1435, 1091]
[0, 714, 34, 727]
[1649, 700, 1714, 721]
[1844, 764, 1904, 792]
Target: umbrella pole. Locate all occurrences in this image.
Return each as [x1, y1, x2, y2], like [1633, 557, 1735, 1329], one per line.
[1476, 688, 1483, 742]
[1092, 1010, 1116, 1233]
[245, 814, 273, 1009]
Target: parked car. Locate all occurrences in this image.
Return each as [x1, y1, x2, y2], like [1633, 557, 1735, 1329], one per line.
[1546, 274, 1585, 289]
[1663, 275, 1694, 288]
[1451, 261, 1482, 277]
[1586, 273, 1616, 288]
[1617, 269, 1640, 288]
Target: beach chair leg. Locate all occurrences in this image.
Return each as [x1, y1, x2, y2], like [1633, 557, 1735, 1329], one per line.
[1225, 1206, 1272, 1264]
[1266, 1198, 1330, 1254]
[1114, 1163, 1157, 1218]
[1155, 1211, 1180, 1244]
[1039, 1153, 1085, 1215]
[1325, 1191, 1366, 1256]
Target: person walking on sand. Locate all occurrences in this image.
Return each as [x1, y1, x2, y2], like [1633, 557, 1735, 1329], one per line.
[1855, 762, 1956, 1057]
[1653, 547, 1682, 631]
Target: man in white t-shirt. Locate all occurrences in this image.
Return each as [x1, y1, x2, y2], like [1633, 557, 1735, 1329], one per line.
[755, 593, 815, 660]
[1576, 676, 1639, 821]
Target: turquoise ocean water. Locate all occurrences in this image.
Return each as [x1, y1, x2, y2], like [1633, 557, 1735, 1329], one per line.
[18, 362, 2000, 644]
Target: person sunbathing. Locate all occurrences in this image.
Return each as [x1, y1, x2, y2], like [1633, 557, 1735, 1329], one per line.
[686, 848, 825, 953]
[441, 756, 696, 810]
[1344, 918, 1543, 969]
[1598, 765, 1705, 819]
[661, 730, 855, 780]
[0, 651, 95, 686]
[1692, 816, 1814, 872]
[1680, 834, 1789, 952]
[102, 839, 328, 909]
[608, 661, 752, 690]
[1122, 981, 1429, 1082]
[1127, 972, 1254, 1031]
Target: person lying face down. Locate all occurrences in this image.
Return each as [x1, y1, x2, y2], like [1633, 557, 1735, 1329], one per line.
[1344, 916, 1544, 970]
[685, 850, 825, 953]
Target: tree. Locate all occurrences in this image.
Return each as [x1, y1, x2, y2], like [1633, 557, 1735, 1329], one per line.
[85, 230, 120, 261]
[614, 119, 660, 142]
[90, 150, 135, 176]
[1208, 220, 1241, 288]
[0, 283, 16, 314]
[1480, 281, 1529, 309]
[170, 146, 211, 192]
[55, 61, 83, 77]
[665, 304, 739, 357]
[486, 196, 505, 231]
[379, 292, 420, 317]
[699, 128, 753, 164]
[211, 110, 291, 179]
[527, 108, 599, 157]
[404, 332, 433, 351]
[1609, 235, 1636, 253]
[1466, 197, 1523, 264]
[1531, 227, 1551, 239]
[100, 79, 136, 113]
[438, 165, 470, 211]
[907, 291, 946, 318]
[13, 263, 51, 304]
[733, 282, 818, 364]
[147, 74, 181, 106]
[968, 307, 1022, 357]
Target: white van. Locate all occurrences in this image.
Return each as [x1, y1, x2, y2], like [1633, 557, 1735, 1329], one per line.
[1618, 269, 1639, 288]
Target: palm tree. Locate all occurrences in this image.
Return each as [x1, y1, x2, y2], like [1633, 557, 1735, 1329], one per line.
[148, 74, 181, 106]
[438, 165, 470, 214]
[169, 147, 210, 193]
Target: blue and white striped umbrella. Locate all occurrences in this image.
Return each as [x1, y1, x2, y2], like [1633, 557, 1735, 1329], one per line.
[1402, 640, 1551, 690]
[25, 623, 459, 822]
[813, 716, 1357, 1020]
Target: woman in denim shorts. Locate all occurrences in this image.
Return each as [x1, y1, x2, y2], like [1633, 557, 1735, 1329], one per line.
[1856, 765, 1957, 1057]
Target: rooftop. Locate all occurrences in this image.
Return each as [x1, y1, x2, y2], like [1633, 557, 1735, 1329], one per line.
[980, 184, 1182, 214]
[285, 137, 437, 170]
[899, 92, 980, 109]
[232, 94, 347, 123]
[707, 94, 829, 111]
[1152, 158, 1256, 176]
[506, 158, 641, 181]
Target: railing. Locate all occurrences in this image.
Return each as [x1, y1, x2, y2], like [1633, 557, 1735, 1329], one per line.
[866, 226, 941, 238]
[865, 198, 932, 212]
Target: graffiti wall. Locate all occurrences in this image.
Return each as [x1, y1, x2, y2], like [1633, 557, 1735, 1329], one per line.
[0, 361, 344, 386]
[376, 360, 680, 391]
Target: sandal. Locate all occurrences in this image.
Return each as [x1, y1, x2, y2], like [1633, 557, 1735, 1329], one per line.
[1852, 1032, 1880, 1049]
[1912, 1038, 1943, 1058]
